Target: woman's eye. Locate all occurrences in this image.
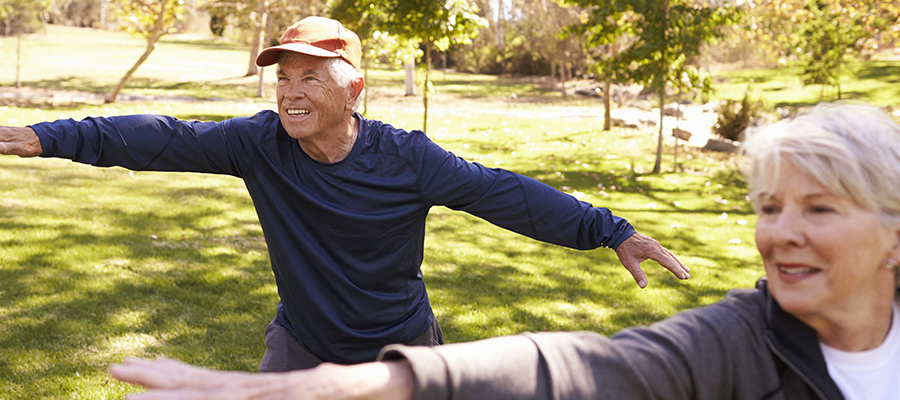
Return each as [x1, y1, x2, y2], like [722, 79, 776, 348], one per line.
[760, 205, 780, 215]
[810, 206, 834, 214]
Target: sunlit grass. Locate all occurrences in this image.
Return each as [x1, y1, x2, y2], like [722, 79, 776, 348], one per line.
[0, 25, 773, 399]
[712, 61, 900, 109]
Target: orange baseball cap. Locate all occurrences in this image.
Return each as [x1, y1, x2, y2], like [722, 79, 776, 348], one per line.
[256, 16, 361, 71]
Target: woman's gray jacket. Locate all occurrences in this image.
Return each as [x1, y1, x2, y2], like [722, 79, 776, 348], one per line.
[379, 279, 845, 400]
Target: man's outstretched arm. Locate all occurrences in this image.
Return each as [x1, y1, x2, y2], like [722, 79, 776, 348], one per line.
[0, 126, 41, 157]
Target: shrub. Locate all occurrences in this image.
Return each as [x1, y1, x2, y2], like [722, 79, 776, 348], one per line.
[713, 91, 767, 142]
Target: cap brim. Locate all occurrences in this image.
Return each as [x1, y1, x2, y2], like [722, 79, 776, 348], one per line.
[256, 43, 341, 67]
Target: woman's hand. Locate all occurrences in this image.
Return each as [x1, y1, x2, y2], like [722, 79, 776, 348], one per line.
[109, 357, 415, 400]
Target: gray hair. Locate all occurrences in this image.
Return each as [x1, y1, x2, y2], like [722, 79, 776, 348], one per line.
[739, 102, 900, 230]
[277, 52, 366, 112]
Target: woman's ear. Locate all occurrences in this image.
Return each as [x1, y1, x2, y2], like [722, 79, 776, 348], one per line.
[888, 228, 900, 266]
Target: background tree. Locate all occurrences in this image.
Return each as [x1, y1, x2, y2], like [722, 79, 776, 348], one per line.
[1, 0, 49, 89]
[329, 1, 423, 108]
[0, 0, 48, 36]
[517, 0, 585, 93]
[740, 0, 900, 100]
[104, 0, 186, 103]
[330, 0, 486, 133]
[204, 0, 325, 77]
[46, 0, 102, 27]
[569, 0, 737, 173]
[565, 7, 634, 130]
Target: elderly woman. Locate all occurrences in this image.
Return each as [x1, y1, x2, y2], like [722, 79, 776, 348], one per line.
[110, 102, 900, 400]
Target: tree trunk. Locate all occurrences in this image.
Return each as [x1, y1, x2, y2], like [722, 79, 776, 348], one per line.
[105, 20, 167, 103]
[99, 0, 109, 28]
[652, 88, 665, 174]
[550, 61, 557, 92]
[15, 35, 21, 88]
[422, 42, 431, 133]
[603, 44, 615, 131]
[652, 0, 669, 174]
[603, 77, 611, 131]
[560, 63, 568, 97]
[363, 64, 369, 115]
[256, 5, 272, 98]
[673, 86, 681, 172]
[246, 0, 267, 77]
[404, 59, 416, 96]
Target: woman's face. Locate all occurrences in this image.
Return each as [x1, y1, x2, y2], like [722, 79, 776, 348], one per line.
[755, 160, 899, 326]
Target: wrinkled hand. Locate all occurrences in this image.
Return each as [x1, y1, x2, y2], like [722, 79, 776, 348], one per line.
[615, 233, 690, 289]
[109, 357, 414, 400]
[110, 358, 287, 400]
[0, 126, 42, 157]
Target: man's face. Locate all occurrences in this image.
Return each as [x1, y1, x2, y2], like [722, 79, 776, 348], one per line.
[276, 53, 354, 141]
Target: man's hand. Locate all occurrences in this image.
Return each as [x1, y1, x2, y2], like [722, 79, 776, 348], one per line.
[0, 126, 42, 157]
[615, 233, 690, 289]
[109, 357, 415, 400]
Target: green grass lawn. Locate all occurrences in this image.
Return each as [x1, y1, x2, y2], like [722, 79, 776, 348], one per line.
[0, 25, 854, 399]
[711, 60, 900, 109]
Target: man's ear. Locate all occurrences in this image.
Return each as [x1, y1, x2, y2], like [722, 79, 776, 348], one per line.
[347, 77, 365, 109]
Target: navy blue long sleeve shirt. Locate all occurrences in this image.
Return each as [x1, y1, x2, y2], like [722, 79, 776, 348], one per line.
[31, 111, 636, 364]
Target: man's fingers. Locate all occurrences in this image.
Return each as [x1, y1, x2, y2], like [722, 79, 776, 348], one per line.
[0, 127, 42, 157]
[653, 247, 690, 279]
[615, 233, 691, 287]
[627, 263, 648, 289]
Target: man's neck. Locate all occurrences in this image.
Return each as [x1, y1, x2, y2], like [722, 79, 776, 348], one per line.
[298, 115, 359, 164]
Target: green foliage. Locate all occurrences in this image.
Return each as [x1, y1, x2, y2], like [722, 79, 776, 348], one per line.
[738, 0, 900, 99]
[329, 0, 487, 132]
[111, 0, 185, 39]
[563, 0, 739, 173]
[569, 0, 737, 95]
[328, 0, 422, 72]
[0, 0, 49, 35]
[330, 0, 486, 51]
[713, 90, 767, 142]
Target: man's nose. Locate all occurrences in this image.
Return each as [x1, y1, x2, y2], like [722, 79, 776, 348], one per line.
[283, 81, 306, 98]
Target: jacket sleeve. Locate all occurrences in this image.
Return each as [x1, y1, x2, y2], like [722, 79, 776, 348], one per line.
[29, 112, 276, 177]
[378, 290, 772, 400]
[414, 135, 634, 250]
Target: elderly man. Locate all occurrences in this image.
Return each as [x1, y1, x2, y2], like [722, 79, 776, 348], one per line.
[0, 16, 688, 371]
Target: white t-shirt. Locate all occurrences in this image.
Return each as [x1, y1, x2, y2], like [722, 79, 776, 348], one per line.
[820, 298, 900, 400]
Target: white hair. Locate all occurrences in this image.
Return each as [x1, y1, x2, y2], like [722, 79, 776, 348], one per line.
[739, 102, 900, 230]
[277, 52, 366, 112]
[325, 58, 365, 112]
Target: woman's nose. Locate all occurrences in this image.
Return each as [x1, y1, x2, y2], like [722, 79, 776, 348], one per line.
[770, 209, 806, 247]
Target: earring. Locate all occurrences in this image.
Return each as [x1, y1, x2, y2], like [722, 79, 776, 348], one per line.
[885, 259, 900, 271]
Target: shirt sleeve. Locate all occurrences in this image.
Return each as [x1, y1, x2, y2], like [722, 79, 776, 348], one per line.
[414, 135, 635, 250]
[30, 112, 275, 177]
[377, 290, 770, 400]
